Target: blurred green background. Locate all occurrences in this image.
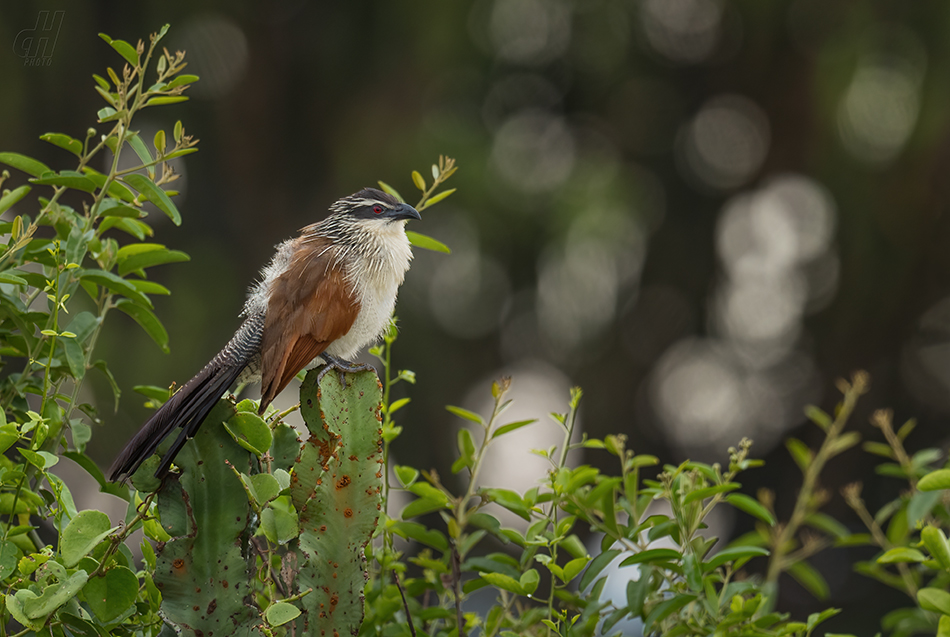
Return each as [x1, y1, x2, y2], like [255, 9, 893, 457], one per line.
[4, 0, 950, 632]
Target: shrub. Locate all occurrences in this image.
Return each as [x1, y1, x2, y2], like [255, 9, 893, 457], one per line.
[1, 24, 950, 637]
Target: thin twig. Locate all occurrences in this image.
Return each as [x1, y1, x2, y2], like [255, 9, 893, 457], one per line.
[393, 570, 417, 637]
[452, 542, 466, 637]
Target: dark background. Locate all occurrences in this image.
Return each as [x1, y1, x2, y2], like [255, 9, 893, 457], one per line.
[4, 1, 950, 632]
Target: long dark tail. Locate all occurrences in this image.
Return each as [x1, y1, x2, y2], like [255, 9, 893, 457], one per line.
[109, 313, 265, 482]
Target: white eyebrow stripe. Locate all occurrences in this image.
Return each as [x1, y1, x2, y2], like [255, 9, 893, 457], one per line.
[349, 198, 394, 209]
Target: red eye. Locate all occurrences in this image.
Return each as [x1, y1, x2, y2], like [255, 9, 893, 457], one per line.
[373, 205, 383, 214]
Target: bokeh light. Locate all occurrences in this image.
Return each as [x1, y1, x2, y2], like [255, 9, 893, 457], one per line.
[639, 0, 724, 64]
[837, 27, 926, 165]
[651, 174, 836, 455]
[174, 14, 248, 100]
[488, 0, 571, 65]
[490, 109, 575, 193]
[679, 94, 770, 191]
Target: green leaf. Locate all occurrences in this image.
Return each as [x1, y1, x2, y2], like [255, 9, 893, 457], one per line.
[919, 469, 950, 491]
[30, 170, 98, 193]
[703, 546, 770, 571]
[804, 405, 833, 430]
[388, 521, 448, 552]
[412, 170, 426, 191]
[122, 173, 181, 225]
[0, 186, 31, 215]
[265, 601, 301, 627]
[93, 360, 122, 410]
[455, 428, 476, 471]
[128, 279, 171, 295]
[98, 33, 139, 67]
[725, 493, 776, 525]
[394, 465, 419, 487]
[619, 548, 681, 567]
[919, 587, 950, 616]
[19, 449, 58, 469]
[162, 147, 199, 161]
[99, 217, 153, 240]
[785, 437, 813, 473]
[60, 510, 116, 568]
[805, 511, 850, 539]
[492, 419, 537, 439]
[114, 298, 169, 353]
[79, 269, 152, 307]
[97, 199, 142, 219]
[260, 498, 299, 545]
[420, 188, 456, 209]
[826, 430, 861, 458]
[877, 547, 926, 563]
[388, 397, 410, 414]
[643, 593, 697, 634]
[520, 569, 540, 595]
[445, 405, 483, 424]
[407, 231, 451, 254]
[579, 549, 620, 591]
[83, 566, 138, 623]
[40, 133, 83, 157]
[61, 335, 85, 379]
[224, 412, 272, 456]
[377, 180, 404, 202]
[164, 74, 200, 90]
[0, 540, 18, 580]
[124, 132, 154, 179]
[81, 168, 137, 202]
[98, 107, 126, 123]
[401, 497, 449, 519]
[145, 96, 189, 106]
[0, 152, 51, 177]
[0, 270, 28, 286]
[479, 571, 524, 595]
[10, 570, 88, 623]
[481, 487, 531, 520]
[863, 441, 894, 458]
[561, 556, 589, 582]
[627, 574, 651, 617]
[682, 483, 740, 504]
[923, 526, 950, 571]
[787, 559, 829, 599]
[246, 473, 282, 505]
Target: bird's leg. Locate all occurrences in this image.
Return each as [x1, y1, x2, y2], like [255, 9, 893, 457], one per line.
[318, 353, 376, 387]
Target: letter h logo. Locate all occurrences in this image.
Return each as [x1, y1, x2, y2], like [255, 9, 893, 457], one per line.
[14, 11, 65, 66]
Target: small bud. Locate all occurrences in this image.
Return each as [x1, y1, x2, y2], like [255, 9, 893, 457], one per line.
[411, 170, 426, 192]
[154, 129, 166, 154]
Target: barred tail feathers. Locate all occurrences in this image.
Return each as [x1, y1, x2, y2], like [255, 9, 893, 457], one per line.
[108, 313, 265, 482]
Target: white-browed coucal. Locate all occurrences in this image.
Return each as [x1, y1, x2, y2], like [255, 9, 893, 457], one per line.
[109, 187, 420, 482]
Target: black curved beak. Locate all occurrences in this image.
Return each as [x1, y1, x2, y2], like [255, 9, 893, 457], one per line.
[389, 203, 421, 222]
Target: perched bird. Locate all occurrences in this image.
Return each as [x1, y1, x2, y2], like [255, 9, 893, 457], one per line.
[109, 187, 420, 482]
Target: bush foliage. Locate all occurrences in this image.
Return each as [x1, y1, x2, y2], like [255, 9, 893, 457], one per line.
[0, 25, 949, 637]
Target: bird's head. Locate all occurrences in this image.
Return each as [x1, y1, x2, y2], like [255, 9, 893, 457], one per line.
[329, 188, 421, 224]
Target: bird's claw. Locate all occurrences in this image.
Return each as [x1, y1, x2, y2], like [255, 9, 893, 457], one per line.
[318, 354, 375, 387]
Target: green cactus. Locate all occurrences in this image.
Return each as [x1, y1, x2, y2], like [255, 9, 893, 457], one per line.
[289, 369, 384, 635]
[153, 399, 263, 636]
[148, 370, 384, 636]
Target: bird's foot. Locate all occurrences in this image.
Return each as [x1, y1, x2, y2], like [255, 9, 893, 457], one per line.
[318, 354, 375, 387]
